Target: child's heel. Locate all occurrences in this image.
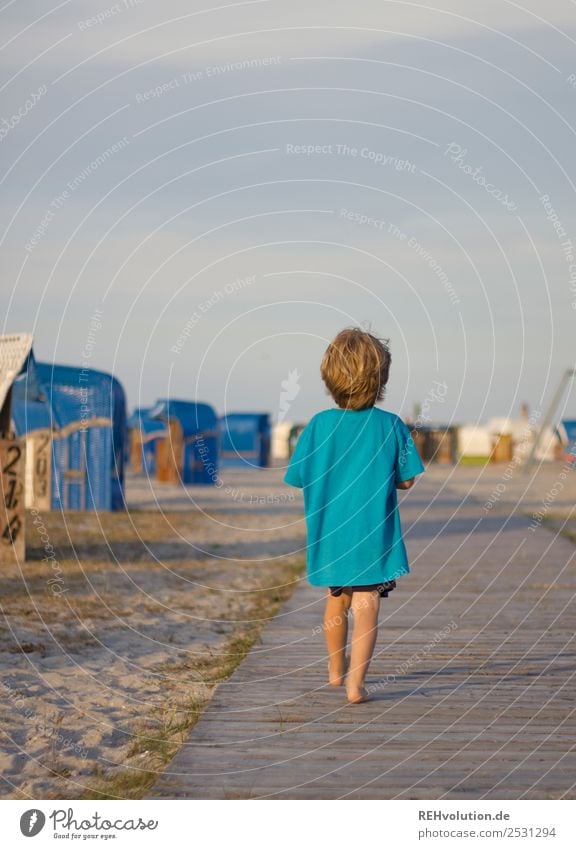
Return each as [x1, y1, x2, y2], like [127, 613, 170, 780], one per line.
[346, 686, 370, 704]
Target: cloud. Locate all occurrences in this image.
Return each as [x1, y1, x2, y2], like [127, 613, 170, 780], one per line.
[3, 0, 576, 79]
[3, 1, 576, 420]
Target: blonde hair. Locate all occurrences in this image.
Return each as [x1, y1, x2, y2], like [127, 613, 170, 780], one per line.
[320, 327, 391, 410]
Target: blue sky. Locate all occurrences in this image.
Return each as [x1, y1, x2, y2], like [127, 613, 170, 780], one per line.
[2, 0, 576, 425]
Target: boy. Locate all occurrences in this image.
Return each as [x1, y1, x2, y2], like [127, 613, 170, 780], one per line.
[284, 327, 424, 703]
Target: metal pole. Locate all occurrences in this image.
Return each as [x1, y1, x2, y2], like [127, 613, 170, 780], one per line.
[522, 369, 576, 472]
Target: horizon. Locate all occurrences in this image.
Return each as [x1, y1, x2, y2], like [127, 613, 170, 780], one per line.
[14, 336, 574, 429]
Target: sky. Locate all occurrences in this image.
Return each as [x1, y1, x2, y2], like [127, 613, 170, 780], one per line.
[2, 0, 576, 426]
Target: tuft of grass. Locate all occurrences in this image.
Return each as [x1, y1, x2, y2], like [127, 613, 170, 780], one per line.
[458, 456, 491, 466]
[84, 765, 158, 802]
[82, 559, 305, 800]
[83, 694, 205, 801]
[223, 789, 257, 799]
[538, 511, 576, 545]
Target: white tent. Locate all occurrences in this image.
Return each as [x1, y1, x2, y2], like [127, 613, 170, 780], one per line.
[457, 425, 492, 458]
[272, 421, 293, 460]
[486, 416, 559, 462]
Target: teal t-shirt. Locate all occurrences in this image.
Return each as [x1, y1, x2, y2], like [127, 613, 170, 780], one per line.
[284, 407, 425, 587]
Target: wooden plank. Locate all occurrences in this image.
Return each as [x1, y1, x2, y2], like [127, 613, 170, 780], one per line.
[24, 429, 51, 510]
[0, 437, 26, 563]
[148, 472, 576, 800]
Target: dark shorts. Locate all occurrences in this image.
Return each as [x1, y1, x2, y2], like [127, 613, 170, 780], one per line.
[329, 580, 397, 598]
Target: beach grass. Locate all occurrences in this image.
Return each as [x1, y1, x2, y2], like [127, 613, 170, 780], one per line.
[539, 510, 576, 545]
[80, 561, 304, 800]
[1, 503, 304, 800]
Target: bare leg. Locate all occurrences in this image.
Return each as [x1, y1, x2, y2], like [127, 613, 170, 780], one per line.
[323, 590, 352, 686]
[346, 590, 381, 703]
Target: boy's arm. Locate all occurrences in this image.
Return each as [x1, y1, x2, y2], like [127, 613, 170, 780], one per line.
[394, 417, 425, 487]
[283, 425, 311, 488]
[396, 478, 415, 490]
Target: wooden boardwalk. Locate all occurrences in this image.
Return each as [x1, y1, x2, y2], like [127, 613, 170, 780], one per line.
[148, 470, 576, 799]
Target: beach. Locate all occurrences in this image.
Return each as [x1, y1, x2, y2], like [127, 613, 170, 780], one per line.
[0, 459, 574, 799]
[0, 465, 304, 799]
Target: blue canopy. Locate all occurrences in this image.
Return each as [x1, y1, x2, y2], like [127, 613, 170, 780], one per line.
[149, 399, 218, 484]
[219, 412, 271, 468]
[126, 407, 168, 476]
[10, 348, 56, 434]
[560, 419, 576, 443]
[127, 407, 153, 430]
[11, 397, 55, 435]
[560, 419, 576, 465]
[32, 362, 127, 511]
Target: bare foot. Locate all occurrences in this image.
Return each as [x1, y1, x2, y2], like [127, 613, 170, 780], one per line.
[346, 686, 370, 704]
[328, 658, 348, 687]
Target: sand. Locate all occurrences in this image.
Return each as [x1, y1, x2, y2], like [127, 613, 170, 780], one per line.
[0, 458, 574, 799]
[0, 465, 305, 799]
